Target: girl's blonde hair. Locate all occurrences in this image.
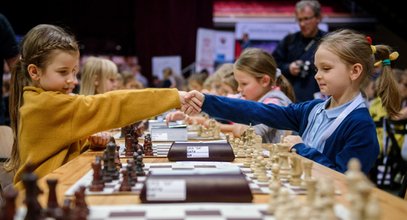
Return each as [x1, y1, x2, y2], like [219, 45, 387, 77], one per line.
[234, 48, 295, 102]
[6, 24, 79, 172]
[319, 29, 400, 117]
[216, 63, 238, 94]
[80, 57, 118, 95]
[187, 72, 208, 91]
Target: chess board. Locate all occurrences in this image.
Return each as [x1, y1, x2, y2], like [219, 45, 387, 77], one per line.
[65, 162, 320, 197]
[15, 203, 350, 220]
[187, 131, 226, 140]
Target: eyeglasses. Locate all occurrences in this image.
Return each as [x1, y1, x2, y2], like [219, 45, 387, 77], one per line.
[296, 15, 316, 23]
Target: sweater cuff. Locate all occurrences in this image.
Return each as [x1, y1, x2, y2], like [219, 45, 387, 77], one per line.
[291, 143, 306, 153]
[202, 94, 213, 113]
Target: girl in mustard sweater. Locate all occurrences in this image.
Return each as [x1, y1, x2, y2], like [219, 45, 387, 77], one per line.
[5, 24, 188, 187]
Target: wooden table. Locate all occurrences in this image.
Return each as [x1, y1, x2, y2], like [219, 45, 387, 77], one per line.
[17, 150, 407, 220]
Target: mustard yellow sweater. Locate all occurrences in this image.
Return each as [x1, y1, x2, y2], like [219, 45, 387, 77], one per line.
[15, 86, 180, 187]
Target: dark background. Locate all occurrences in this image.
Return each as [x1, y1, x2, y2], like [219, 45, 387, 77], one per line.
[1, 0, 406, 83]
[0, 0, 213, 82]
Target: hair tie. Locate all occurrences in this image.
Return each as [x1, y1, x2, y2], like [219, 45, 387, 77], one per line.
[389, 51, 399, 61]
[373, 51, 399, 67]
[382, 59, 391, 66]
[275, 68, 282, 78]
[371, 45, 377, 54]
[366, 36, 372, 45]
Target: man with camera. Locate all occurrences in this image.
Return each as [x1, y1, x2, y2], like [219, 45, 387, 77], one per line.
[272, 0, 326, 102]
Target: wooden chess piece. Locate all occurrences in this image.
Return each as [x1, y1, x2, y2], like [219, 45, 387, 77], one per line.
[73, 186, 89, 219]
[61, 199, 72, 220]
[90, 156, 104, 192]
[135, 155, 146, 176]
[289, 154, 302, 186]
[45, 179, 63, 218]
[126, 160, 138, 185]
[106, 143, 120, 180]
[266, 181, 280, 215]
[143, 134, 153, 156]
[102, 151, 113, 183]
[124, 133, 135, 156]
[302, 160, 313, 181]
[1, 186, 18, 220]
[365, 195, 381, 220]
[305, 179, 317, 205]
[119, 170, 132, 191]
[22, 163, 44, 220]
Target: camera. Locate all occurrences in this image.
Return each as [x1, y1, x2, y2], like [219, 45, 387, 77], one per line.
[299, 60, 311, 78]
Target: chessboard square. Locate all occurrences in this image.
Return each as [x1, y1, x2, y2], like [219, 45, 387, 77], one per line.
[185, 210, 221, 216]
[248, 183, 269, 194]
[133, 183, 144, 191]
[145, 207, 184, 219]
[104, 184, 116, 189]
[138, 176, 147, 182]
[87, 186, 115, 194]
[109, 211, 146, 217]
[222, 208, 263, 219]
[184, 217, 224, 220]
[251, 188, 263, 194]
[249, 183, 260, 190]
[239, 169, 251, 174]
[256, 183, 268, 187]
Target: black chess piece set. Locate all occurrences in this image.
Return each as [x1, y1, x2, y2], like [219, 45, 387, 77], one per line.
[122, 123, 153, 157]
[90, 142, 146, 193]
[0, 164, 89, 220]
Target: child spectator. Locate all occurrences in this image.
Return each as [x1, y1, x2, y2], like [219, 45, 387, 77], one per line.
[79, 56, 119, 95]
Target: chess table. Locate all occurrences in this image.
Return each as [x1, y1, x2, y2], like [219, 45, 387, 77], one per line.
[14, 146, 407, 220]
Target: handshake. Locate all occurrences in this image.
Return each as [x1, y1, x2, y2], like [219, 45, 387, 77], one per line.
[177, 90, 205, 116]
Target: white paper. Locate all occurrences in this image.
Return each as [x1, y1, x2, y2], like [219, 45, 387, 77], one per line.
[147, 179, 186, 201]
[187, 146, 209, 158]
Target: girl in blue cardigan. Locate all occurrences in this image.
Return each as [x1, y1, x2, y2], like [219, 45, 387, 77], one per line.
[182, 29, 400, 174]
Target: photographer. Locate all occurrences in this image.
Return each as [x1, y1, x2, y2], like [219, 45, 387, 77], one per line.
[272, 0, 326, 102]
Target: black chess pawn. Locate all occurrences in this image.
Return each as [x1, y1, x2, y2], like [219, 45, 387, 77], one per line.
[73, 186, 89, 219]
[135, 155, 146, 176]
[102, 151, 113, 183]
[126, 160, 138, 185]
[22, 163, 44, 220]
[119, 170, 132, 191]
[45, 179, 63, 218]
[1, 186, 18, 220]
[125, 133, 135, 156]
[90, 157, 105, 192]
[106, 143, 120, 180]
[143, 135, 153, 156]
[60, 199, 72, 220]
[114, 148, 122, 169]
[109, 136, 116, 144]
[133, 150, 145, 168]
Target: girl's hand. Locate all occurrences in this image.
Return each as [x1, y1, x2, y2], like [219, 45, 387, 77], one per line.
[182, 90, 204, 115]
[283, 135, 303, 150]
[88, 132, 111, 150]
[165, 111, 187, 125]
